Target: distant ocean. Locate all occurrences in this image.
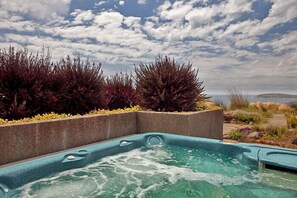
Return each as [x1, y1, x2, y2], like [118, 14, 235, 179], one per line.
[208, 95, 297, 106]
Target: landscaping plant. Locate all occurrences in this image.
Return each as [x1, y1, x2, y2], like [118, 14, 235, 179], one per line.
[227, 87, 249, 110]
[264, 125, 288, 139]
[229, 131, 243, 140]
[0, 47, 106, 119]
[53, 56, 105, 115]
[223, 111, 261, 124]
[104, 73, 137, 110]
[287, 113, 297, 128]
[233, 112, 260, 124]
[288, 101, 297, 112]
[135, 56, 205, 112]
[213, 99, 226, 110]
[0, 47, 54, 119]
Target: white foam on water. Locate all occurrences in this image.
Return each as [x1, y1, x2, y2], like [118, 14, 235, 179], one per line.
[19, 179, 99, 198]
[13, 146, 263, 198]
[136, 182, 165, 198]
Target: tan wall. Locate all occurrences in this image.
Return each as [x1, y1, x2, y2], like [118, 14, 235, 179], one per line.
[137, 110, 223, 140]
[0, 110, 223, 165]
[0, 112, 137, 165]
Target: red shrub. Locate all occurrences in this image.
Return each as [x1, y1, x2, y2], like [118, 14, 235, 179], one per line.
[135, 56, 205, 112]
[52, 56, 105, 115]
[0, 47, 54, 119]
[104, 73, 137, 110]
[0, 47, 106, 119]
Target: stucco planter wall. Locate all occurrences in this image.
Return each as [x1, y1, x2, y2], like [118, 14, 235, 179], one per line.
[0, 112, 137, 165]
[137, 109, 223, 139]
[0, 109, 223, 165]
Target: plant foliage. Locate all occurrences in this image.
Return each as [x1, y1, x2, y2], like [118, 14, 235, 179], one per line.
[104, 73, 137, 110]
[0, 47, 53, 119]
[227, 87, 249, 110]
[288, 101, 297, 112]
[0, 47, 105, 119]
[287, 113, 297, 128]
[264, 125, 288, 139]
[229, 131, 243, 140]
[135, 56, 205, 112]
[233, 113, 260, 124]
[53, 56, 105, 115]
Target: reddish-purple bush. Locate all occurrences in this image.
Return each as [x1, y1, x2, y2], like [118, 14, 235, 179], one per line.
[0, 47, 106, 119]
[52, 56, 105, 115]
[0, 47, 54, 119]
[104, 73, 137, 110]
[135, 56, 205, 112]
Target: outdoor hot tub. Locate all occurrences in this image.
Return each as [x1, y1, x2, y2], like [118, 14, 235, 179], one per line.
[0, 133, 297, 197]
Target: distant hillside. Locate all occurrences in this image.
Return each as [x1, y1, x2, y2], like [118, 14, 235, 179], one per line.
[257, 93, 297, 98]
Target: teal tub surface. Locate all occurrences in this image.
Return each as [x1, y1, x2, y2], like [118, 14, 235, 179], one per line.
[1, 133, 297, 197]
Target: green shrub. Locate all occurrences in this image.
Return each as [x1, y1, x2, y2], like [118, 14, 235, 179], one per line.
[252, 125, 265, 132]
[233, 113, 260, 123]
[288, 101, 297, 112]
[264, 125, 288, 139]
[261, 111, 273, 119]
[229, 131, 243, 140]
[135, 56, 205, 112]
[287, 113, 297, 128]
[227, 87, 249, 110]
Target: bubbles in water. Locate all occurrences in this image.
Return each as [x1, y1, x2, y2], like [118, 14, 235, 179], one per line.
[11, 145, 297, 198]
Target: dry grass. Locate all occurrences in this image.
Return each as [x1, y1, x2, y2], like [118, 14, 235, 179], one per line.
[287, 113, 297, 128]
[227, 87, 249, 110]
[250, 102, 292, 113]
[225, 94, 297, 149]
[288, 101, 297, 112]
[278, 104, 292, 112]
[213, 99, 227, 109]
[263, 125, 288, 139]
[196, 101, 222, 111]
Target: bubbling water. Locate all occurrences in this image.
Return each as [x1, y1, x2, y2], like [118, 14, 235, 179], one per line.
[11, 145, 297, 198]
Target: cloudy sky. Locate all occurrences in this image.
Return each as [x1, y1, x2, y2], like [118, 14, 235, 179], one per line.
[0, 0, 296, 95]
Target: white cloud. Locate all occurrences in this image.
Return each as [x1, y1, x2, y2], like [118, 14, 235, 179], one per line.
[94, 11, 124, 28]
[95, 1, 107, 6]
[222, 0, 253, 15]
[220, 20, 259, 38]
[248, 0, 297, 36]
[0, 0, 72, 20]
[137, 0, 148, 5]
[71, 10, 94, 25]
[258, 30, 297, 53]
[119, 0, 125, 6]
[185, 6, 218, 27]
[0, 18, 36, 32]
[159, 1, 193, 22]
[146, 0, 254, 42]
[157, 1, 171, 12]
